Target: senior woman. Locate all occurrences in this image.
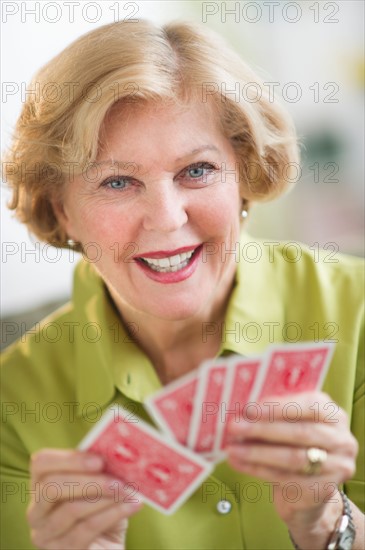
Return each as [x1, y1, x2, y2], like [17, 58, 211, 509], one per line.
[1, 19, 364, 550]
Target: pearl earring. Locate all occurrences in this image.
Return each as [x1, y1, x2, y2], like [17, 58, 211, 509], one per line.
[67, 238, 76, 247]
[241, 199, 249, 219]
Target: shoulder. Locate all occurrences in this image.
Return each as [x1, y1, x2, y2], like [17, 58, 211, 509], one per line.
[1, 258, 102, 388]
[263, 236, 362, 275]
[277, 239, 364, 312]
[1, 301, 77, 400]
[241, 234, 364, 306]
[0, 258, 114, 415]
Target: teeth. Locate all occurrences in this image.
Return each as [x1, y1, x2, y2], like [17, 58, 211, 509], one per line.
[157, 257, 170, 268]
[169, 254, 181, 267]
[140, 250, 195, 272]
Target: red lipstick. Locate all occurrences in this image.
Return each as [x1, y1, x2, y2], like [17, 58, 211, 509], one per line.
[134, 244, 203, 284]
[134, 244, 201, 260]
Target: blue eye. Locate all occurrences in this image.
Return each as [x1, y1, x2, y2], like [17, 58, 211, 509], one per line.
[104, 177, 130, 189]
[188, 166, 205, 178]
[183, 163, 218, 181]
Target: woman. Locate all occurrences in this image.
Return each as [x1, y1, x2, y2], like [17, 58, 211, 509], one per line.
[1, 19, 364, 550]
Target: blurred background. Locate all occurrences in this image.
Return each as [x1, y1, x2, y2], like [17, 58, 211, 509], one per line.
[1, 0, 364, 348]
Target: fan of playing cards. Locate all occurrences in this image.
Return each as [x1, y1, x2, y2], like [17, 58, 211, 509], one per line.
[78, 341, 335, 515]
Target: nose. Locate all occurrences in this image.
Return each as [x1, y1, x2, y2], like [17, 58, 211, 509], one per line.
[142, 180, 188, 233]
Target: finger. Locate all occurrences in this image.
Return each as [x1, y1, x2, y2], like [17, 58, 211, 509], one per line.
[88, 522, 129, 550]
[228, 460, 354, 501]
[227, 452, 346, 486]
[226, 442, 356, 480]
[254, 392, 348, 425]
[34, 496, 141, 545]
[31, 449, 104, 487]
[32, 501, 141, 550]
[228, 452, 305, 483]
[227, 420, 356, 456]
[28, 475, 129, 524]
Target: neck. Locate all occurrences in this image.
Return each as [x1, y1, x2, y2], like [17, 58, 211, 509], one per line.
[107, 265, 237, 384]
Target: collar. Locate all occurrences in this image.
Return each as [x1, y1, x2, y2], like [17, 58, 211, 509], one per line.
[217, 231, 284, 356]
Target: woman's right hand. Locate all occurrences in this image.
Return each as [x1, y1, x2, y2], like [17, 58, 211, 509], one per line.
[27, 449, 143, 550]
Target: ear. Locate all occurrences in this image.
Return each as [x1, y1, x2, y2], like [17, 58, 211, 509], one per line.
[51, 197, 76, 241]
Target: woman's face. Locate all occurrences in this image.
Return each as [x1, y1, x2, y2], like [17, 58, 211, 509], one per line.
[59, 100, 242, 321]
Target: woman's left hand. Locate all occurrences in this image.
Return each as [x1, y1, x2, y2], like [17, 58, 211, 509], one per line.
[225, 391, 358, 549]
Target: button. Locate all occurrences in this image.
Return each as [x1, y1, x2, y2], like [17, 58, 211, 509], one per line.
[216, 500, 232, 514]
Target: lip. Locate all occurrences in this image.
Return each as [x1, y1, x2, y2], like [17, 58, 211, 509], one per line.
[134, 244, 201, 260]
[134, 244, 203, 284]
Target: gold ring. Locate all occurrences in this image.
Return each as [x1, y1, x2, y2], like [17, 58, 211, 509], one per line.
[303, 447, 328, 475]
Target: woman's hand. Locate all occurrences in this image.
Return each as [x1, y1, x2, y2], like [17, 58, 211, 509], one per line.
[27, 449, 143, 550]
[225, 391, 359, 549]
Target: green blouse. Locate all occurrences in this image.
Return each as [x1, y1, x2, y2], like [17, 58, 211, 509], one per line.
[1, 234, 364, 549]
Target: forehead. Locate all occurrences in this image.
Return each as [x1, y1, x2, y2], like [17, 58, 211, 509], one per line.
[98, 99, 227, 158]
[103, 98, 218, 127]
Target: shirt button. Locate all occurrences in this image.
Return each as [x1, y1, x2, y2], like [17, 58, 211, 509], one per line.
[216, 500, 232, 514]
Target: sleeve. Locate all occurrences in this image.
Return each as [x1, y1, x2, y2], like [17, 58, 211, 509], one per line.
[0, 418, 36, 550]
[345, 307, 365, 513]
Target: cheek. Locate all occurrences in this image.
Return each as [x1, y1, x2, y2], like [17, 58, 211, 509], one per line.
[82, 208, 143, 265]
[73, 202, 135, 243]
[198, 187, 240, 236]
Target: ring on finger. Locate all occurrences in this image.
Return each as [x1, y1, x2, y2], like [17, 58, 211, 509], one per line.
[302, 447, 328, 475]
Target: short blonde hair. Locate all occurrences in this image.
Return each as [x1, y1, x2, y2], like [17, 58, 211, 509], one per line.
[3, 19, 299, 247]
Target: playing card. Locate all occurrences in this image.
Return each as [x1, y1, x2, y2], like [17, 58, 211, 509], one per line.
[215, 355, 262, 453]
[78, 405, 213, 515]
[251, 342, 336, 401]
[144, 369, 199, 445]
[188, 360, 230, 455]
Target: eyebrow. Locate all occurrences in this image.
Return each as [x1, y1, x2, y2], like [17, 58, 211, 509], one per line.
[95, 145, 221, 169]
[176, 145, 220, 161]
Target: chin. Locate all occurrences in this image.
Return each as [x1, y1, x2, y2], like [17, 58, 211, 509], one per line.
[143, 298, 205, 322]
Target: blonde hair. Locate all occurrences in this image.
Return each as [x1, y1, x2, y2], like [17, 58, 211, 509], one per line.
[3, 19, 299, 247]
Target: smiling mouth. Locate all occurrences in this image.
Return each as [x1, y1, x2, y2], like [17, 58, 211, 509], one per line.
[136, 246, 201, 273]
